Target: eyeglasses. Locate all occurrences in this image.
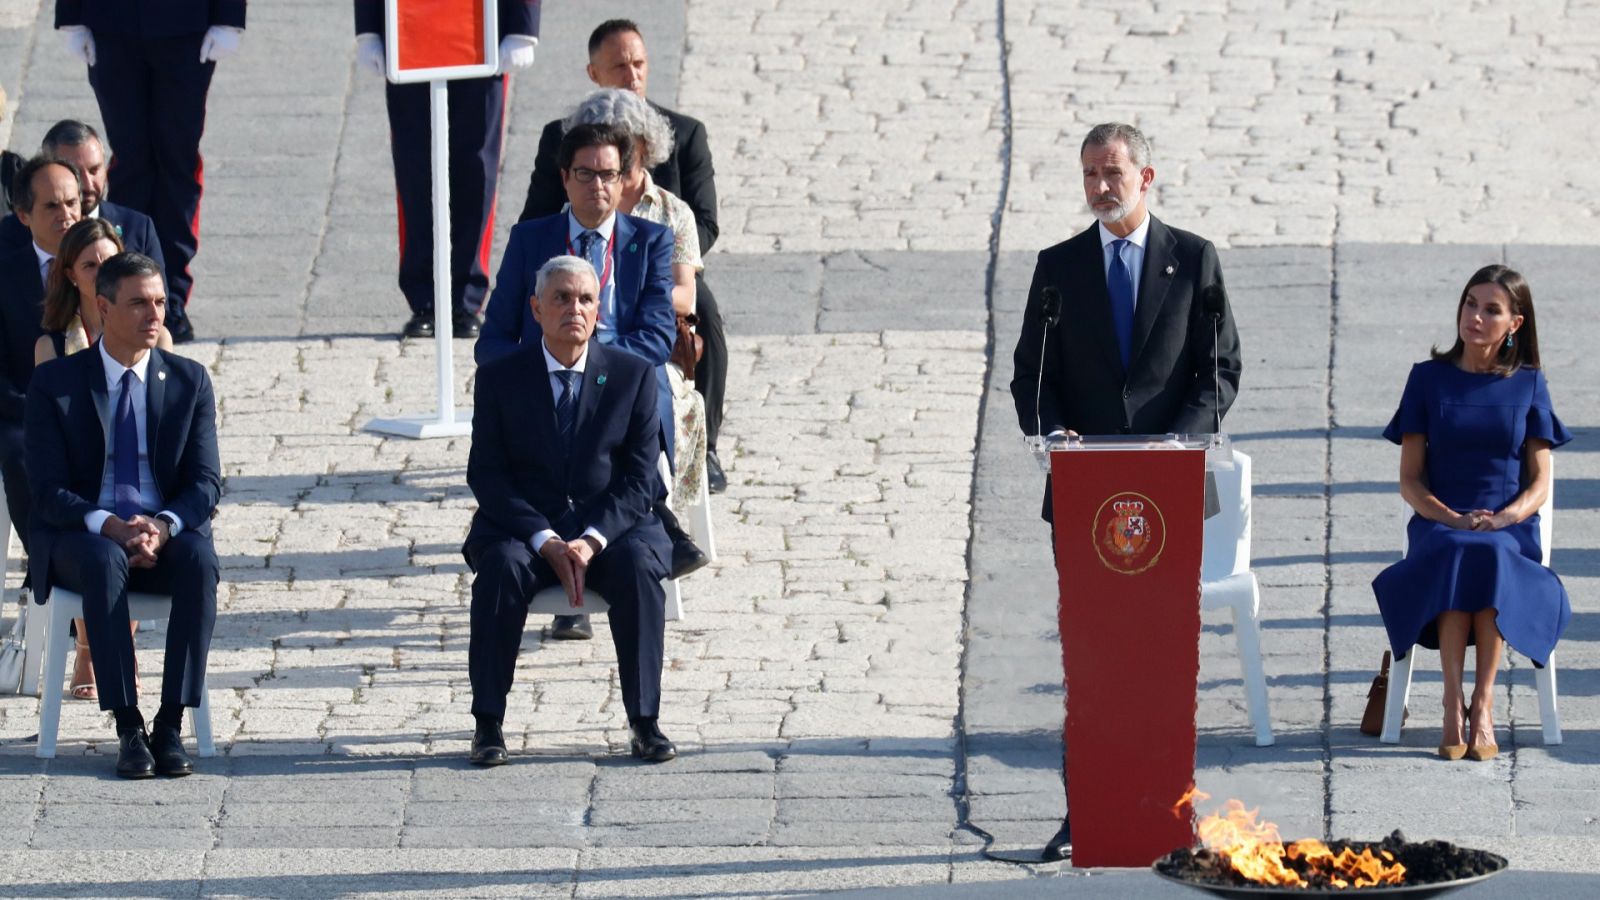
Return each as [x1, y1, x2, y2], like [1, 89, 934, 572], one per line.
[571, 167, 622, 185]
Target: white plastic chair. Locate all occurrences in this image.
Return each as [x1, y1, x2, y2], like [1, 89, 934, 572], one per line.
[1201, 450, 1274, 746]
[531, 577, 683, 622]
[36, 588, 215, 759]
[1381, 467, 1560, 745]
[0, 510, 48, 697]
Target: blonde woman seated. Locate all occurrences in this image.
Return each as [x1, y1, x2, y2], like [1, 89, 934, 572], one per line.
[563, 89, 709, 510]
[35, 218, 174, 699]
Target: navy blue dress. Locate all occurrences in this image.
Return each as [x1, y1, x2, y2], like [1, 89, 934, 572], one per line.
[1372, 360, 1572, 666]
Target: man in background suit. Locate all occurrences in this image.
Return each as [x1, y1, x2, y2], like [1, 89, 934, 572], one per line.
[0, 120, 167, 279]
[518, 18, 730, 494]
[465, 254, 675, 766]
[57, 0, 249, 343]
[1008, 122, 1243, 860]
[1, 156, 84, 571]
[353, 0, 540, 340]
[25, 252, 221, 778]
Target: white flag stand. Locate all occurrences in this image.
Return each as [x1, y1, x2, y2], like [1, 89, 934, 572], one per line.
[364, 79, 472, 439]
[363, 0, 500, 440]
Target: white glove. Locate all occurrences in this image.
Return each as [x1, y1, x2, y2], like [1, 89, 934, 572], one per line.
[199, 25, 243, 63]
[498, 34, 537, 73]
[356, 33, 385, 78]
[61, 26, 96, 67]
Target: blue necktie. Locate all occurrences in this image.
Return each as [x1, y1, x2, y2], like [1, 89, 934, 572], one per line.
[113, 369, 142, 519]
[554, 370, 580, 446]
[578, 230, 608, 326]
[1108, 239, 1135, 369]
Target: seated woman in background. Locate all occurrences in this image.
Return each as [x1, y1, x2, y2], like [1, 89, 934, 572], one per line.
[35, 218, 173, 699]
[1372, 264, 1571, 762]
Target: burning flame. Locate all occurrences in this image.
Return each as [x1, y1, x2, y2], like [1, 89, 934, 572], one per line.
[1178, 790, 1406, 889]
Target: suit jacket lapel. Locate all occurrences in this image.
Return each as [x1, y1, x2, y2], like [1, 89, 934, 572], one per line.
[145, 348, 166, 465]
[86, 341, 112, 443]
[1129, 216, 1177, 370]
[572, 343, 609, 452]
[614, 215, 640, 326]
[1072, 228, 1126, 378]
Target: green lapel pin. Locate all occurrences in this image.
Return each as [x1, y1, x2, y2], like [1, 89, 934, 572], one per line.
[596, 374, 607, 386]
[628, 243, 637, 252]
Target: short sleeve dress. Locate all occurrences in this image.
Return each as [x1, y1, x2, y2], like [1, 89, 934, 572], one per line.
[1371, 360, 1573, 665]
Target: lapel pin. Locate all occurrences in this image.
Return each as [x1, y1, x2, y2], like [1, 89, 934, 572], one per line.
[628, 243, 637, 252]
[157, 371, 166, 381]
[596, 374, 607, 386]
[1165, 265, 1175, 275]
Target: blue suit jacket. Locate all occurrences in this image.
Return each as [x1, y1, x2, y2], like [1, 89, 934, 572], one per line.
[463, 340, 668, 570]
[24, 344, 221, 602]
[57, 0, 247, 37]
[477, 212, 675, 453]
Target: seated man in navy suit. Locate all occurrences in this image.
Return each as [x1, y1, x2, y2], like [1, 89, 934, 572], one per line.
[2, 155, 84, 583]
[0, 121, 167, 282]
[478, 122, 701, 642]
[25, 252, 221, 779]
[465, 255, 675, 766]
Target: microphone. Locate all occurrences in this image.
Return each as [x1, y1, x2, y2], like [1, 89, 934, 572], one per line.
[1035, 287, 1062, 442]
[1201, 284, 1226, 435]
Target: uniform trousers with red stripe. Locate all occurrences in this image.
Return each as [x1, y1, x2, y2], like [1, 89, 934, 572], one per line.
[85, 30, 212, 328]
[384, 74, 507, 318]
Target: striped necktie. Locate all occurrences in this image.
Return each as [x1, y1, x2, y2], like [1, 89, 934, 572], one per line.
[554, 370, 580, 446]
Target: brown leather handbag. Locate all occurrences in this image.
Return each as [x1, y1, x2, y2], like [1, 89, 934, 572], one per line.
[670, 313, 702, 379]
[1360, 650, 1403, 736]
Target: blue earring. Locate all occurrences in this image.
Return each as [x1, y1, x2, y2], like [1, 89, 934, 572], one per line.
[1505, 333, 1515, 349]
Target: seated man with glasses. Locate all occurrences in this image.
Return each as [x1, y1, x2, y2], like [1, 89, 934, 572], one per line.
[476, 123, 676, 641]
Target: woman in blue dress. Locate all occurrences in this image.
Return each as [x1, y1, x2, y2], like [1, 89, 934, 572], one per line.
[1373, 264, 1571, 762]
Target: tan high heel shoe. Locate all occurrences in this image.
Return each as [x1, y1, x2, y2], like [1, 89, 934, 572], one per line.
[1466, 708, 1498, 761]
[1438, 705, 1469, 761]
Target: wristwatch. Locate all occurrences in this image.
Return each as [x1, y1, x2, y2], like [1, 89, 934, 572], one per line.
[155, 512, 181, 536]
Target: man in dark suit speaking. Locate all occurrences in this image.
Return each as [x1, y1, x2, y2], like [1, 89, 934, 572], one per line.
[25, 252, 221, 779]
[464, 255, 675, 767]
[1008, 122, 1242, 860]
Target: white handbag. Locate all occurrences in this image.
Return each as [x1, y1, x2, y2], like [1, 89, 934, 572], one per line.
[0, 598, 28, 694]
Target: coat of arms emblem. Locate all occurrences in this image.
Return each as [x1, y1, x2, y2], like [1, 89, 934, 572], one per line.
[1092, 491, 1166, 575]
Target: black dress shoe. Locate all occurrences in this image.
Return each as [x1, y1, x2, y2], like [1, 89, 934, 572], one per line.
[452, 310, 481, 339]
[1042, 817, 1072, 861]
[551, 615, 593, 640]
[629, 720, 677, 763]
[148, 723, 194, 777]
[670, 537, 710, 580]
[402, 311, 435, 339]
[167, 316, 195, 345]
[470, 720, 507, 766]
[115, 728, 156, 779]
[705, 451, 727, 494]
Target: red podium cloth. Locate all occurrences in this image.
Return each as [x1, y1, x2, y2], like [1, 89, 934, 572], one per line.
[395, 0, 487, 70]
[1051, 447, 1203, 867]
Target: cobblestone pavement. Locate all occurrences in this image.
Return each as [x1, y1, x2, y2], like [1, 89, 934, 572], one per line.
[0, 0, 1597, 896]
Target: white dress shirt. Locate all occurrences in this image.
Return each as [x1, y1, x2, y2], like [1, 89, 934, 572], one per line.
[83, 343, 184, 536]
[32, 242, 54, 288]
[1097, 212, 1151, 309]
[528, 340, 608, 555]
[566, 210, 618, 337]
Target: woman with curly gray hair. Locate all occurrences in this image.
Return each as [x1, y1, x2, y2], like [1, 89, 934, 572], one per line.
[562, 88, 710, 508]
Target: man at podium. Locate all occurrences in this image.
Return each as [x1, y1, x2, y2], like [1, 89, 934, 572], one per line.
[1007, 122, 1242, 861]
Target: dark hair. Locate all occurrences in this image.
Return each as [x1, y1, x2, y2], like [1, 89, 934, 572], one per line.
[557, 122, 635, 174]
[43, 218, 123, 331]
[9, 154, 82, 214]
[1430, 264, 1541, 375]
[588, 19, 641, 57]
[95, 252, 163, 303]
[41, 119, 101, 154]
